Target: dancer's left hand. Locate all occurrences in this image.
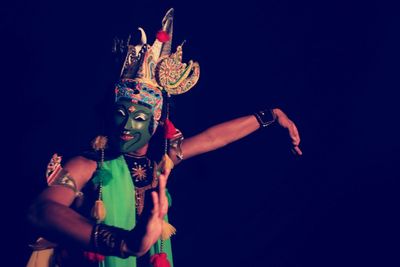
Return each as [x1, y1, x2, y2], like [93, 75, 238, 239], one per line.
[272, 108, 303, 155]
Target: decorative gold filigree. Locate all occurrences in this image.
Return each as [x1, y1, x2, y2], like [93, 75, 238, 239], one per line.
[131, 165, 147, 181]
[156, 46, 200, 95]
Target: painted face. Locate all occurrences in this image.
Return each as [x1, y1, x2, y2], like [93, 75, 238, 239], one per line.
[113, 98, 154, 153]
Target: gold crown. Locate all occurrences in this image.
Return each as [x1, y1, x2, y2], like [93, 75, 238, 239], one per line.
[119, 8, 200, 95]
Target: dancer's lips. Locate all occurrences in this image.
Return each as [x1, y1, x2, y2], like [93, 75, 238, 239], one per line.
[120, 133, 134, 141]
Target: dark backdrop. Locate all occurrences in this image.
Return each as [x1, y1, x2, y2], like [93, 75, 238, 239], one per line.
[1, 0, 399, 266]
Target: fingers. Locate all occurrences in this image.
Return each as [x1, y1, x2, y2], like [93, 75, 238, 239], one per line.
[150, 191, 159, 216]
[158, 174, 167, 198]
[292, 146, 303, 156]
[162, 168, 171, 179]
[149, 173, 168, 221]
[287, 121, 302, 156]
[147, 170, 169, 225]
[271, 109, 303, 156]
[288, 122, 301, 150]
[288, 122, 299, 141]
[157, 174, 168, 218]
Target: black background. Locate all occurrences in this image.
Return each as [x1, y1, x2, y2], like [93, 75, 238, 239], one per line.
[1, 0, 399, 266]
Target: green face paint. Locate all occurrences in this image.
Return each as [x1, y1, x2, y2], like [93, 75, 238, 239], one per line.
[113, 99, 153, 153]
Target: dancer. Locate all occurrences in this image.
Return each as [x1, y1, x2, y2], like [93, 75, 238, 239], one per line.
[27, 8, 301, 267]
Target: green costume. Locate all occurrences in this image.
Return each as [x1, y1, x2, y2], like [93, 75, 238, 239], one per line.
[93, 155, 174, 267]
[28, 8, 199, 267]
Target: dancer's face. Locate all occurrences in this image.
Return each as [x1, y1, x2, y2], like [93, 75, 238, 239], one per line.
[113, 98, 153, 153]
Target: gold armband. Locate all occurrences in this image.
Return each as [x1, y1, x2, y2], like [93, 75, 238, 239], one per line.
[46, 153, 82, 197]
[50, 169, 83, 197]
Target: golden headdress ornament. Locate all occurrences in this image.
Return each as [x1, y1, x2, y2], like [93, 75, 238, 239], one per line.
[117, 8, 200, 97]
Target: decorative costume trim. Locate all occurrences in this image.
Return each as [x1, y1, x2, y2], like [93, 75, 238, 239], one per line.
[168, 128, 184, 161]
[91, 224, 130, 258]
[150, 252, 171, 267]
[91, 200, 106, 222]
[47, 160, 83, 197]
[91, 135, 108, 223]
[46, 153, 62, 185]
[156, 45, 200, 95]
[115, 77, 164, 125]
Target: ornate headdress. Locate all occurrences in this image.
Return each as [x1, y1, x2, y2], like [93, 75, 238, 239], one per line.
[114, 8, 200, 130]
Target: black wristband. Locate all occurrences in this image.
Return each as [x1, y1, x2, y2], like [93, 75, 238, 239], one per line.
[254, 109, 277, 127]
[91, 224, 130, 258]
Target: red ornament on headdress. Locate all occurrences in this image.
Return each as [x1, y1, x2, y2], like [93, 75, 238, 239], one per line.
[150, 252, 171, 267]
[164, 118, 177, 139]
[156, 30, 171, 43]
